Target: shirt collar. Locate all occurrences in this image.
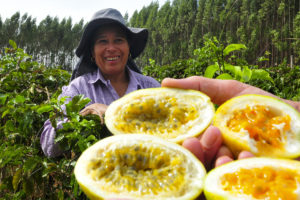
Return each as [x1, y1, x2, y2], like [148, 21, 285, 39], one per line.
[88, 68, 108, 85]
[125, 66, 141, 94]
[88, 67, 142, 91]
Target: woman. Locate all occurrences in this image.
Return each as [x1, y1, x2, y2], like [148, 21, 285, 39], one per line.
[41, 8, 160, 157]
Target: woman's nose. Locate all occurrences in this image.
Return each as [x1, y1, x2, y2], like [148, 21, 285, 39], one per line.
[106, 42, 117, 52]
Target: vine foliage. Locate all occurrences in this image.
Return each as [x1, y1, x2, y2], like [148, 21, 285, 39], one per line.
[0, 41, 107, 199]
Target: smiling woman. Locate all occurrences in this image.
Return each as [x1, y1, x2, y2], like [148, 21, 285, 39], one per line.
[91, 25, 131, 96]
[40, 8, 161, 158]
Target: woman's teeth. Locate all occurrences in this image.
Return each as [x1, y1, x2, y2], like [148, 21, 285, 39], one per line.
[106, 56, 119, 61]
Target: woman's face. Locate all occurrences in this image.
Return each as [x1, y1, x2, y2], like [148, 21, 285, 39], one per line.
[92, 25, 130, 77]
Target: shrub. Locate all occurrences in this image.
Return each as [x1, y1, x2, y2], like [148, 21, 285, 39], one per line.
[0, 41, 107, 199]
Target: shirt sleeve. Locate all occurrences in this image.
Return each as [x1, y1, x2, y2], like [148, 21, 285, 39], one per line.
[40, 84, 80, 157]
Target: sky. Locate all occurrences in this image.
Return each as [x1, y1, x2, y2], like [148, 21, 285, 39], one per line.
[0, 0, 169, 24]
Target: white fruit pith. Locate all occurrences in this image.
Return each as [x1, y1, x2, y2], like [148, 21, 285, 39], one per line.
[214, 94, 300, 158]
[105, 88, 215, 143]
[204, 157, 300, 200]
[74, 134, 206, 200]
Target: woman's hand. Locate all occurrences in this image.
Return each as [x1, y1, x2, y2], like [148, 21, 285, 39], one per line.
[80, 103, 108, 123]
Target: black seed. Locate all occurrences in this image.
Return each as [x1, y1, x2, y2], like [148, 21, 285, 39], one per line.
[137, 154, 143, 161]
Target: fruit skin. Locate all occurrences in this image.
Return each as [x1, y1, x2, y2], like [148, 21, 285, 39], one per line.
[213, 94, 300, 158]
[204, 157, 300, 200]
[105, 87, 215, 143]
[74, 134, 207, 200]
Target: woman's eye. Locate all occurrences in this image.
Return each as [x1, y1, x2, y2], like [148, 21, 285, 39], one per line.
[96, 39, 107, 44]
[115, 38, 125, 43]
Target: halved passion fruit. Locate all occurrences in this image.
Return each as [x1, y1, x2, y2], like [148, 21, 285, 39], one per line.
[204, 157, 300, 200]
[213, 94, 300, 158]
[74, 134, 206, 200]
[105, 87, 215, 143]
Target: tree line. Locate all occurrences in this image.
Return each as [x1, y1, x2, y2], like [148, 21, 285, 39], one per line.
[131, 0, 300, 68]
[0, 0, 299, 71]
[0, 13, 85, 70]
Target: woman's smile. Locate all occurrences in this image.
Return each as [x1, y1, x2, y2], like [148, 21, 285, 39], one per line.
[105, 56, 120, 61]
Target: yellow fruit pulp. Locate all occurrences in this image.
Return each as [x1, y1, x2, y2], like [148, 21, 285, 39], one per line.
[105, 88, 215, 144]
[220, 166, 300, 200]
[86, 141, 194, 197]
[115, 96, 199, 138]
[227, 105, 291, 151]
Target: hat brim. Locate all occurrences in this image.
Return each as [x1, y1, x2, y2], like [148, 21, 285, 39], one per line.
[75, 18, 148, 59]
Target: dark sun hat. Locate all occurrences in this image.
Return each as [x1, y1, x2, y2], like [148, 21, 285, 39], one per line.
[76, 8, 148, 59]
[71, 8, 148, 80]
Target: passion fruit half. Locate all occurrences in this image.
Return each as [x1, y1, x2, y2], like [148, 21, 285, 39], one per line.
[105, 87, 215, 143]
[213, 94, 300, 158]
[204, 157, 300, 200]
[74, 134, 206, 200]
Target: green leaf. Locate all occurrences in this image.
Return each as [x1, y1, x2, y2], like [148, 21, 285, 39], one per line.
[1, 109, 10, 118]
[9, 40, 17, 49]
[66, 95, 91, 114]
[23, 158, 38, 173]
[224, 64, 242, 79]
[12, 168, 22, 191]
[216, 73, 233, 80]
[55, 134, 65, 143]
[0, 94, 8, 105]
[22, 178, 34, 195]
[204, 63, 219, 78]
[58, 190, 64, 200]
[42, 162, 57, 178]
[37, 105, 53, 114]
[78, 98, 91, 110]
[86, 135, 97, 142]
[241, 66, 252, 82]
[14, 95, 26, 104]
[48, 75, 56, 81]
[223, 44, 247, 56]
[251, 69, 274, 83]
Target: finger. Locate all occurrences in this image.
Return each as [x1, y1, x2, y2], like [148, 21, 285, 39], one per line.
[237, 151, 255, 159]
[80, 108, 100, 117]
[215, 145, 234, 159]
[79, 108, 91, 116]
[215, 155, 234, 167]
[200, 126, 223, 168]
[162, 77, 208, 91]
[162, 76, 247, 105]
[182, 137, 204, 164]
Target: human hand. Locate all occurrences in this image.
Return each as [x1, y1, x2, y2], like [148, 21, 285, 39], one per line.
[161, 76, 300, 111]
[161, 76, 262, 168]
[182, 125, 254, 169]
[162, 76, 300, 167]
[161, 76, 276, 105]
[80, 103, 108, 123]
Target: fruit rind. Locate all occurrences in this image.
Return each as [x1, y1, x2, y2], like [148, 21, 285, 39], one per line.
[204, 157, 300, 200]
[74, 134, 206, 200]
[213, 94, 300, 158]
[105, 87, 215, 143]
